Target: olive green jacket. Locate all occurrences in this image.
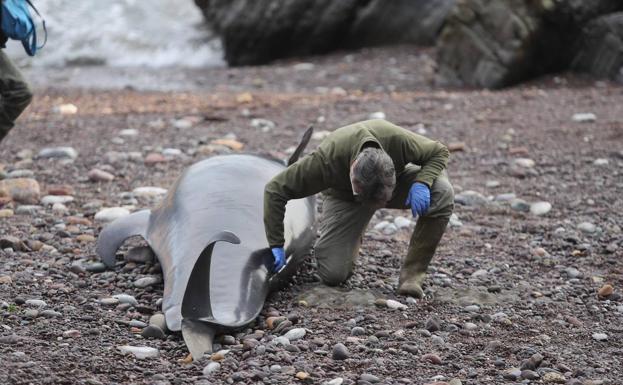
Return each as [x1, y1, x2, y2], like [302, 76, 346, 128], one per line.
[264, 119, 449, 247]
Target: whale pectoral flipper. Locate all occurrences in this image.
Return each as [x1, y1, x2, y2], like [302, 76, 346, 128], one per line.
[182, 230, 241, 320]
[95, 210, 151, 268]
[181, 319, 215, 361]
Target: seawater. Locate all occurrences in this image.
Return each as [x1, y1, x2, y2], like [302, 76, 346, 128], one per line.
[6, 0, 224, 68]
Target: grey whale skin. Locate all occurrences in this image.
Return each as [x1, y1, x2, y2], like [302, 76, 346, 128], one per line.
[95, 134, 315, 359]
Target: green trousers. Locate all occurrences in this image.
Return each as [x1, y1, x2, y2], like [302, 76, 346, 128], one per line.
[0, 50, 32, 141]
[315, 166, 454, 294]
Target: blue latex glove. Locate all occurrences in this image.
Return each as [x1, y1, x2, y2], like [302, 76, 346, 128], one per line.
[405, 182, 430, 217]
[271, 247, 286, 273]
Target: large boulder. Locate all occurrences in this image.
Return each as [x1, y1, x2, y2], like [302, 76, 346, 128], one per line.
[194, 0, 455, 66]
[572, 12, 623, 81]
[436, 0, 623, 88]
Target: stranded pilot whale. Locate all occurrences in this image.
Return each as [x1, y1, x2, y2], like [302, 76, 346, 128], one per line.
[96, 127, 316, 360]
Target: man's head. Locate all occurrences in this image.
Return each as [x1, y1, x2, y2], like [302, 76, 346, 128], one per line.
[350, 147, 396, 206]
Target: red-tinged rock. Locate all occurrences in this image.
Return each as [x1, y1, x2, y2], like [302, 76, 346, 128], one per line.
[447, 142, 465, 152]
[598, 284, 614, 298]
[421, 353, 443, 365]
[47, 185, 75, 196]
[145, 153, 168, 165]
[66, 216, 92, 226]
[508, 146, 529, 155]
[0, 178, 40, 204]
[88, 168, 115, 182]
[210, 138, 244, 151]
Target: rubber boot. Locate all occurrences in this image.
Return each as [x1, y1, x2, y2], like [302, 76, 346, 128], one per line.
[397, 216, 450, 298]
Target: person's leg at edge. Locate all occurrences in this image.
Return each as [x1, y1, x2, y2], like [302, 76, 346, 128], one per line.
[314, 195, 376, 286]
[386, 166, 454, 298]
[0, 50, 33, 141]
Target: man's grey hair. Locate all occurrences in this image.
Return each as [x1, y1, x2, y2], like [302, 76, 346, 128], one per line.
[350, 147, 396, 204]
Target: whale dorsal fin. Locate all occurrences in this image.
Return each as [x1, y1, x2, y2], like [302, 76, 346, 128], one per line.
[287, 125, 314, 166]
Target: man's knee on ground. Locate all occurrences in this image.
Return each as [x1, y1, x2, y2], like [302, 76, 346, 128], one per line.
[317, 262, 351, 286]
[319, 270, 350, 286]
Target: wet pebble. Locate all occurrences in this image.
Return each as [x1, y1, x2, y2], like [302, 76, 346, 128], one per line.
[88, 169, 115, 182]
[592, 333, 608, 341]
[85, 262, 107, 273]
[118, 345, 159, 359]
[284, 328, 306, 341]
[359, 373, 380, 383]
[598, 284, 614, 298]
[510, 199, 531, 212]
[62, 329, 81, 338]
[572, 112, 596, 122]
[134, 276, 161, 288]
[542, 372, 566, 383]
[426, 317, 441, 332]
[454, 190, 488, 206]
[577, 222, 597, 234]
[149, 313, 167, 332]
[0, 178, 40, 204]
[386, 299, 407, 310]
[421, 353, 442, 365]
[203, 361, 221, 377]
[125, 246, 155, 264]
[332, 343, 350, 360]
[521, 370, 540, 380]
[112, 294, 138, 306]
[503, 368, 522, 380]
[530, 201, 552, 216]
[141, 325, 166, 340]
[37, 147, 78, 159]
[25, 299, 47, 308]
[513, 158, 535, 168]
[99, 297, 120, 306]
[133, 186, 167, 198]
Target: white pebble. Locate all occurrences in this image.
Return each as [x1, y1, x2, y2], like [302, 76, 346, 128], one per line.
[530, 201, 552, 216]
[368, 112, 386, 120]
[132, 187, 167, 198]
[41, 195, 74, 206]
[283, 328, 306, 341]
[203, 362, 221, 376]
[117, 345, 159, 359]
[94, 207, 130, 223]
[593, 158, 609, 166]
[592, 333, 608, 341]
[119, 129, 139, 137]
[386, 299, 407, 310]
[572, 113, 596, 123]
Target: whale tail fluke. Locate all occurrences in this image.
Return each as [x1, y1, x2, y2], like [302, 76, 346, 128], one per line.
[96, 210, 151, 268]
[181, 319, 216, 361]
[287, 125, 314, 166]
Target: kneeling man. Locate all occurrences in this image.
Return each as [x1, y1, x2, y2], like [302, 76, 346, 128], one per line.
[264, 119, 454, 298]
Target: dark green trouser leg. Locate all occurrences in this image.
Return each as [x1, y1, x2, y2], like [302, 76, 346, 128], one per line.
[0, 50, 33, 142]
[387, 167, 454, 298]
[314, 196, 376, 285]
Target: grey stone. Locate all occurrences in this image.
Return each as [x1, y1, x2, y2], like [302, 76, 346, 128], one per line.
[530, 201, 552, 216]
[85, 262, 107, 273]
[577, 222, 597, 233]
[359, 374, 380, 383]
[149, 313, 168, 332]
[125, 246, 155, 264]
[203, 362, 221, 376]
[117, 345, 159, 359]
[283, 328, 306, 341]
[37, 147, 78, 159]
[141, 325, 166, 340]
[134, 276, 161, 288]
[332, 343, 350, 360]
[454, 190, 489, 206]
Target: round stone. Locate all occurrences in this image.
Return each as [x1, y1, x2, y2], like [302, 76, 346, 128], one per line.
[530, 201, 552, 216]
[332, 343, 350, 360]
[141, 325, 166, 340]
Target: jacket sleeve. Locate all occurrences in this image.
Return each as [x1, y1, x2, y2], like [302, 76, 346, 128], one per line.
[404, 133, 449, 188]
[264, 152, 329, 247]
